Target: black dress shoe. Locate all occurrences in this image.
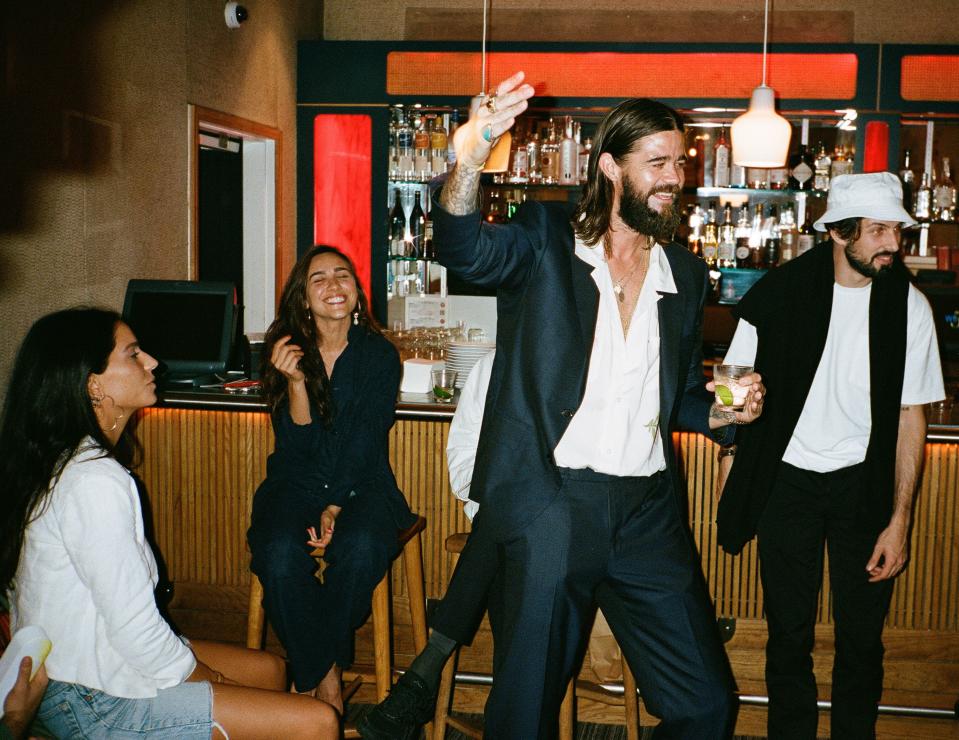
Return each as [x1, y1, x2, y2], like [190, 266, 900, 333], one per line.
[357, 670, 437, 740]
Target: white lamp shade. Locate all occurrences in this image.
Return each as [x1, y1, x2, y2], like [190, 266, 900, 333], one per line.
[730, 85, 792, 168]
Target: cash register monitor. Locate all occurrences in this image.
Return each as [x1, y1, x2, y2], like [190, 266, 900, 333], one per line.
[122, 279, 237, 385]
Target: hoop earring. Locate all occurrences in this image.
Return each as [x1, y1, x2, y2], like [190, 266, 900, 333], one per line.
[353, 310, 359, 326]
[97, 394, 124, 433]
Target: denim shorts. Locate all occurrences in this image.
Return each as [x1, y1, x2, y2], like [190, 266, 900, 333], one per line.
[35, 679, 214, 739]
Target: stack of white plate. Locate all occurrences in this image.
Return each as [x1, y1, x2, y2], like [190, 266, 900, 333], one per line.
[445, 341, 495, 389]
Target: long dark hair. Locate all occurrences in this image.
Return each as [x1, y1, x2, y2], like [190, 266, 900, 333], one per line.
[261, 245, 381, 421]
[572, 98, 685, 245]
[0, 307, 131, 593]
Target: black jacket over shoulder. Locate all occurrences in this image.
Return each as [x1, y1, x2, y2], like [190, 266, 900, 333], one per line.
[716, 243, 909, 554]
[433, 195, 732, 542]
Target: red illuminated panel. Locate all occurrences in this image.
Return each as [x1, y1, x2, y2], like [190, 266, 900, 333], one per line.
[387, 51, 858, 100]
[313, 114, 372, 299]
[863, 121, 889, 173]
[900, 55, 959, 101]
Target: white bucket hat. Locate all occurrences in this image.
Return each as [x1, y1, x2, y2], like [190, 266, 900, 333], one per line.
[813, 172, 917, 232]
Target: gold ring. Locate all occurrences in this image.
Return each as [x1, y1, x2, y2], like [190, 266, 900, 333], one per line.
[484, 94, 498, 114]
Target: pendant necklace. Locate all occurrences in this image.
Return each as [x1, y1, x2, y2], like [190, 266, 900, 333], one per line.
[612, 262, 641, 303]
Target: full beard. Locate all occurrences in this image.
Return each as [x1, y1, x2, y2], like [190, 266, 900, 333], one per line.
[619, 174, 682, 244]
[845, 242, 896, 279]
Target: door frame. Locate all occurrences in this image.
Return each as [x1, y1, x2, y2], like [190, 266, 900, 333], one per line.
[188, 105, 286, 323]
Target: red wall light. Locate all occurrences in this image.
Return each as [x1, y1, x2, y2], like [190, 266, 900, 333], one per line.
[313, 114, 373, 299]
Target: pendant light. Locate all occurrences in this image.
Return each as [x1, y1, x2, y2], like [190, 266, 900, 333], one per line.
[480, 0, 511, 173]
[730, 0, 792, 167]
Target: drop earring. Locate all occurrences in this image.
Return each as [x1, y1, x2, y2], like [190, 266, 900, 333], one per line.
[353, 311, 359, 326]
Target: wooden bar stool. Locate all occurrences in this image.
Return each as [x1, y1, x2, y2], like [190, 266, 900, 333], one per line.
[247, 516, 429, 726]
[432, 533, 641, 740]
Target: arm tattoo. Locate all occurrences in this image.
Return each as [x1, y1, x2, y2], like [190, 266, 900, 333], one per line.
[709, 403, 737, 425]
[439, 163, 483, 215]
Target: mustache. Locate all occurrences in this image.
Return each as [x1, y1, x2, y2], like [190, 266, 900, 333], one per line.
[649, 186, 681, 197]
[872, 251, 898, 260]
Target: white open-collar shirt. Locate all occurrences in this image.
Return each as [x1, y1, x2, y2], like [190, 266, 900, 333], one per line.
[553, 237, 677, 477]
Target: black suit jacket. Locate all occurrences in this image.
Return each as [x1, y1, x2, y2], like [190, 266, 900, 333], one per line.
[433, 197, 731, 542]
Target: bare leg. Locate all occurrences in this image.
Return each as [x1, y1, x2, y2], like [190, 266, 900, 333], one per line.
[210, 684, 339, 740]
[315, 664, 343, 715]
[191, 639, 286, 691]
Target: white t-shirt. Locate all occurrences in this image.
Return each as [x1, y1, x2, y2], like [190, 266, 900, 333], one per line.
[725, 283, 945, 472]
[11, 442, 196, 698]
[553, 239, 676, 476]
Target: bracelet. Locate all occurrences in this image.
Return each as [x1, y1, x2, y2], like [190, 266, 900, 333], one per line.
[718, 444, 737, 459]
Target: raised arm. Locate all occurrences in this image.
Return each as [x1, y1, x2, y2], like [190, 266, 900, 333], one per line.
[439, 72, 534, 216]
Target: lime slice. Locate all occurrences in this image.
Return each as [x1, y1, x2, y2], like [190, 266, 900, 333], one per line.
[715, 384, 734, 406]
[433, 385, 452, 399]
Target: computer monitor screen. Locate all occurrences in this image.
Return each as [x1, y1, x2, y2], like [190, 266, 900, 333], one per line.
[122, 280, 236, 382]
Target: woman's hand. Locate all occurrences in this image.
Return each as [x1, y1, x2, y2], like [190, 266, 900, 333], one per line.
[2, 657, 47, 739]
[271, 335, 305, 385]
[187, 658, 236, 686]
[307, 505, 341, 549]
[453, 71, 535, 172]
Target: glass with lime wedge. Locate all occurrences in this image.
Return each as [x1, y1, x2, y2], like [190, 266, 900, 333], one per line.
[713, 364, 752, 412]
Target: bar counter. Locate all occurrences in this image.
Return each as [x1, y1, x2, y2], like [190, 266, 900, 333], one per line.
[135, 387, 959, 738]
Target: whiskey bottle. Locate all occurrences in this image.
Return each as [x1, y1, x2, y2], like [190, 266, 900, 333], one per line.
[396, 109, 414, 180]
[687, 204, 704, 257]
[430, 115, 448, 176]
[813, 142, 832, 192]
[413, 113, 431, 181]
[446, 108, 460, 168]
[718, 204, 737, 268]
[527, 132, 542, 184]
[540, 119, 560, 184]
[934, 157, 956, 221]
[748, 203, 766, 268]
[779, 202, 798, 263]
[702, 202, 719, 267]
[763, 204, 781, 267]
[914, 171, 933, 222]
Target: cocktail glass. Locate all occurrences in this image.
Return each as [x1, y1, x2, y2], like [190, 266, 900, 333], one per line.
[713, 364, 753, 412]
[431, 368, 457, 403]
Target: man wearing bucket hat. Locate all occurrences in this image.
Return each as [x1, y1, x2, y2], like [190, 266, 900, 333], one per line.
[716, 171, 945, 739]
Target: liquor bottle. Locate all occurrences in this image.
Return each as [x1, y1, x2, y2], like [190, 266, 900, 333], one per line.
[813, 142, 832, 192]
[413, 113, 431, 181]
[749, 203, 767, 268]
[718, 204, 737, 268]
[396, 109, 414, 180]
[788, 119, 814, 191]
[579, 136, 592, 184]
[527, 132, 542, 183]
[934, 157, 956, 221]
[687, 204, 704, 257]
[388, 106, 400, 180]
[713, 127, 731, 188]
[830, 145, 853, 180]
[796, 193, 815, 257]
[408, 191, 426, 258]
[540, 119, 560, 184]
[702, 132, 715, 188]
[779, 202, 798, 263]
[702, 202, 719, 267]
[559, 116, 579, 185]
[763, 204, 781, 267]
[388, 189, 406, 257]
[508, 120, 529, 184]
[430, 114, 448, 176]
[447, 108, 460, 168]
[422, 207, 434, 260]
[914, 170, 933, 222]
[899, 148, 916, 213]
[734, 206, 752, 268]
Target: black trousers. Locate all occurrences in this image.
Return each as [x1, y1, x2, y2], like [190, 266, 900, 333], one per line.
[757, 462, 895, 740]
[483, 468, 735, 740]
[429, 510, 497, 646]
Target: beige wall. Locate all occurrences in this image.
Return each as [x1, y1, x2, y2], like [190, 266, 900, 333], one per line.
[322, 0, 959, 43]
[0, 1, 320, 396]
